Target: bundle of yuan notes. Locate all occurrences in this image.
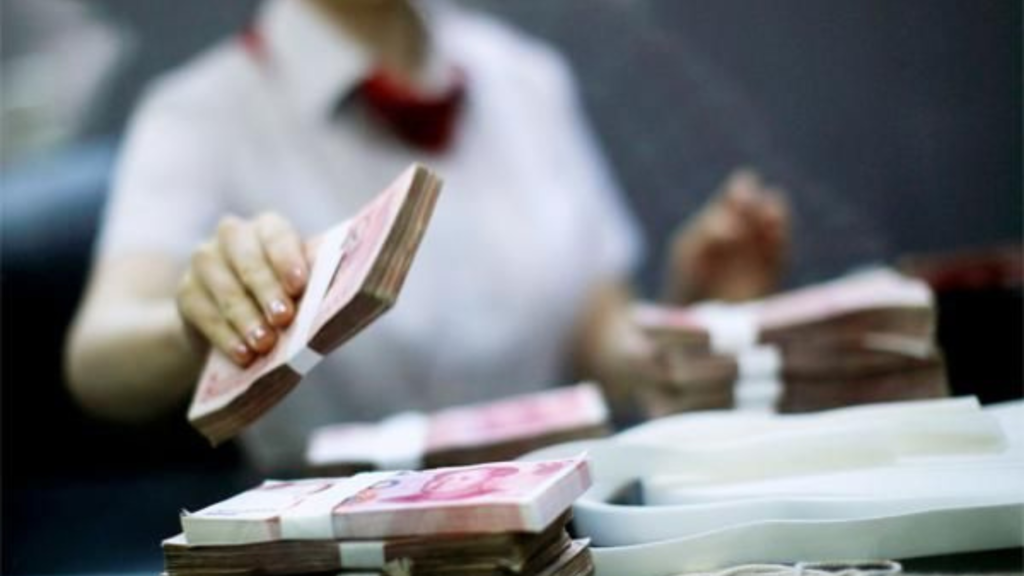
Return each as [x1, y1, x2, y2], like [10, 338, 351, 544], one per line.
[163, 456, 595, 576]
[631, 268, 948, 416]
[188, 165, 443, 444]
[306, 383, 611, 475]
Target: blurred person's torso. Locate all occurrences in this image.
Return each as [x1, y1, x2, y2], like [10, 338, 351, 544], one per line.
[100, 0, 641, 470]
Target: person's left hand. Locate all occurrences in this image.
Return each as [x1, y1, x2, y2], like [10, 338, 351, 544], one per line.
[665, 168, 790, 303]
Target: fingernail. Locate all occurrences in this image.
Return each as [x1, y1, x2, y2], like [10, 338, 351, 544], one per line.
[289, 266, 307, 289]
[247, 325, 268, 348]
[732, 184, 756, 206]
[269, 299, 289, 319]
[233, 343, 252, 363]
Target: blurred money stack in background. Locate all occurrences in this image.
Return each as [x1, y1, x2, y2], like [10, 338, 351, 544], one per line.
[306, 383, 610, 476]
[631, 268, 948, 416]
[163, 457, 595, 576]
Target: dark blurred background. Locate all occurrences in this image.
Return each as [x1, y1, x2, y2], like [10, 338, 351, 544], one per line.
[1, 0, 1021, 573]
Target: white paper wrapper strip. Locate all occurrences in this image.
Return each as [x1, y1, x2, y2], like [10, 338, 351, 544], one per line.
[372, 412, 430, 470]
[691, 303, 760, 354]
[339, 541, 387, 568]
[288, 346, 323, 376]
[284, 221, 352, 376]
[734, 378, 781, 412]
[736, 346, 782, 380]
[280, 472, 396, 540]
[306, 412, 429, 469]
[734, 346, 783, 412]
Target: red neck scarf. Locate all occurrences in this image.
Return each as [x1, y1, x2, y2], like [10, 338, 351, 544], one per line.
[359, 68, 466, 153]
[241, 28, 465, 153]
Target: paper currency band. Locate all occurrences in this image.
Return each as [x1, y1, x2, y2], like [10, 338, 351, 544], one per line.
[304, 412, 429, 468]
[736, 346, 781, 380]
[734, 345, 783, 411]
[372, 412, 430, 470]
[734, 378, 781, 412]
[578, 380, 612, 422]
[691, 302, 760, 354]
[289, 346, 323, 376]
[338, 540, 387, 568]
[284, 220, 353, 376]
[280, 472, 398, 539]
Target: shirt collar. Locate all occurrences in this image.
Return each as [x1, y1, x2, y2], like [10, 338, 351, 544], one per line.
[258, 0, 374, 120]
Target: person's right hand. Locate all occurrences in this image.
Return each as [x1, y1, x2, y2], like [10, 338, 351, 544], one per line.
[176, 212, 309, 366]
[665, 168, 790, 304]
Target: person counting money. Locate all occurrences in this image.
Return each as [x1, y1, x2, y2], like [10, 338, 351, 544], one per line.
[65, 0, 789, 470]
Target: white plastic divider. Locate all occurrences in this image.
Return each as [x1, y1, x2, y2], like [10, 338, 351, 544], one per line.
[643, 460, 1024, 505]
[589, 502, 1024, 576]
[517, 398, 1021, 576]
[614, 397, 993, 451]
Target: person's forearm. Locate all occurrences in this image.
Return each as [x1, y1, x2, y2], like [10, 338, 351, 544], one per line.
[66, 298, 201, 422]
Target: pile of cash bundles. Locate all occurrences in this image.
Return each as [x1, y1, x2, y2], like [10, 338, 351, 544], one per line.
[163, 456, 594, 576]
[632, 269, 947, 416]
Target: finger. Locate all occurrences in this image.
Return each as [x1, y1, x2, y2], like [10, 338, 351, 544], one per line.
[754, 186, 790, 244]
[218, 216, 295, 328]
[685, 212, 747, 282]
[723, 177, 785, 243]
[721, 168, 762, 213]
[759, 186, 789, 225]
[703, 204, 746, 246]
[256, 212, 308, 298]
[192, 240, 278, 354]
[177, 271, 254, 365]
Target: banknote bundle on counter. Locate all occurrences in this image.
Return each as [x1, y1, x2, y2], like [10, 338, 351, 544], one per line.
[631, 269, 948, 416]
[189, 165, 442, 445]
[306, 383, 610, 475]
[162, 456, 595, 576]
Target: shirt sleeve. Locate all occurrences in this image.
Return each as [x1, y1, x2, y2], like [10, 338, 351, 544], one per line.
[540, 50, 646, 285]
[96, 85, 230, 264]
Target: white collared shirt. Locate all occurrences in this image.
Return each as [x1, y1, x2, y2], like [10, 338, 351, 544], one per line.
[100, 0, 642, 469]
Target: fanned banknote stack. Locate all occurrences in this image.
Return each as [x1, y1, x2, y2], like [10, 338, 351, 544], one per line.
[305, 383, 610, 476]
[632, 269, 948, 416]
[163, 456, 595, 576]
[188, 165, 442, 445]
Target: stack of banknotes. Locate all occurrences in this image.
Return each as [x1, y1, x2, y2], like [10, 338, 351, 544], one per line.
[188, 165, 442, 445]
[305, 383, 610, 475]
[632, 269, 948, 415]
[163, 456, 595, 576]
